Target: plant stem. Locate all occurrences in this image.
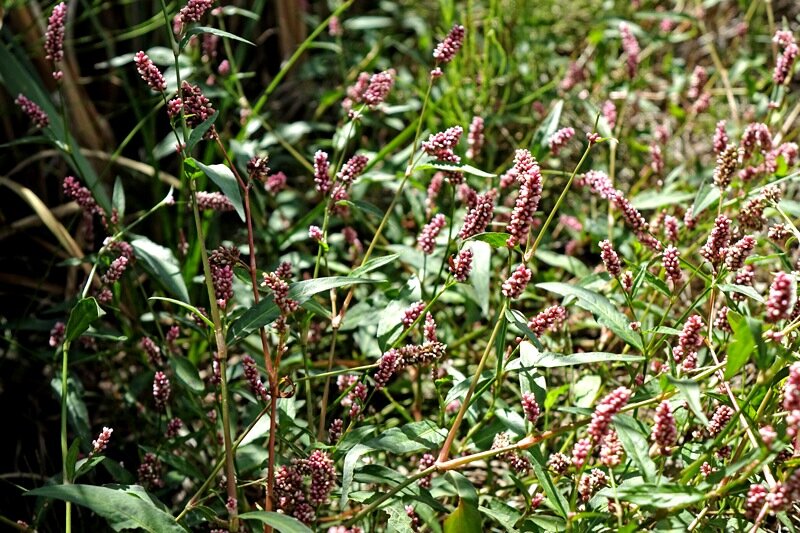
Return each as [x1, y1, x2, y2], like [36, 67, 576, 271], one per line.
[60, 340, 71, 533]
[244, 0, 355, 132]
[177, 404, 271, 523]
[213, 135, 279, 518]
[189, 177, 239, 531]
[524, 130, 596, 262]
[332, 76, 435, 330]
[437, 301, 508, 462]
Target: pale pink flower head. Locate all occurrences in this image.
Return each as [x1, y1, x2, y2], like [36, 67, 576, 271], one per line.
[599, 239, 621, 277]
[45, 2, 67, 78]
[784, 362, 800, 436]
[527, 306, 567, 336]
[153, 371, 171, 410]
[774, 31, 799, 85]
[505, 149, 543, 247]
[651, 400, 677, 454]
[521, 392, 540, 424]
[449, 248, 473, 282]
[549, 127, 575, 155]
[601, 100, 617, 130]
[713, 121, 728, 154]
[663, 245, 682, 285]
[134, 51, 167, 92]
[433, 24, 465, 64]
[417, 214, 446, 255]
[587, 386, 631, 443]
[362, 69, 396, 108]
[313, 151, 331, 194]
[619, 22, 640, 77]
[707, 405, 733, 437]
[178, 0, 215, 24]
[401, 301, 426, 328]
[15, 95, 49, 128]
[501, 264, 531, 299]
[90, 427, 113, 456]
[571, 438, 592, 469]
[422, 126, 463, 164]
[458, 189, 496, 239]
[700, 215, 731, 266]
[466, 116, 485, 160]
[337, 154, 369, 184]
[766, 272, 796, 322]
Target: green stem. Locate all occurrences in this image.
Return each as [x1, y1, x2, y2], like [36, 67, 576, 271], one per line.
[244, 0, 355, 133]
[524, 132, 596, 262]
[61, 340, 71, 533]
[176, 404, 271, 523]
[189, 178, 239, 531]
[437, 301, 508, 462]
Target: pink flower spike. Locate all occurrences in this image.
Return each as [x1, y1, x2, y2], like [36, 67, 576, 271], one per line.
[433, 24, 465, 65]
[45, 2, 67, 76]
[501, 264, 531, 299]
[15, 95, 50, 129]
[134, 51, 167, 92]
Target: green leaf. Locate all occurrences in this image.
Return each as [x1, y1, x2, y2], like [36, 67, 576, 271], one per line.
[445, 471, 479, 506]
[66, 297, 104, 342]
[365, 420, 446, 454]
[238, 511, 312, 533]
[186, 111, 218, 150]
[26, 484, 185, 532]
[573, 375, 601, 408]
[519, 344, 643, 368]
[149, 297, 213, 328]
[130, 237, 190, 302]
[466, 232, 512, 248]
[74, 455, 106, 480]
[718, 283, 765, 303]
[195, 161, 245, 222]
[599, 483, 704, 508]
[340, 444, 370, 509]
[415, 163, 496, 178]
[537, 282, 643, 350]
[66, 439, 80, 481]
[227, 295, 279, 343]
[343, 15, 394, 30]
[444, 498, 482, 533]
[665, 374, 709, 425]
[112, 177, 125, 219]
[630, 190, 694, 210]
[385, 502, 416, 533]
[535, 249, 590, 278]
[349, 253, 400, 278]
[531, 456, 568, 518]
[469, 241, 491, 315]
[288, 276, 378, 301]
[51, 376, 91, 443]
[532, 100, 563, 157]
[693, 183, 720, 216]
[339, 421, 446, 509]
[725, 311, 755, 379]
[613, 414, 658, 483]
[480, 499, 521, 533]
[170, 356, 205, 393]
[179, 26, 255, 49]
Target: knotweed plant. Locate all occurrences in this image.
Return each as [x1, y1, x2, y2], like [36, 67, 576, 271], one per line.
[3, 1, 800, 532]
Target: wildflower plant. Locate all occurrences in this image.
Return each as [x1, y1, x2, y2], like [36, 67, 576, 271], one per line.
[3, 1, 800, 532]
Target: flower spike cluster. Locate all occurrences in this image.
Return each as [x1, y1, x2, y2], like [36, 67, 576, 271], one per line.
[505, 149, 543, 247]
